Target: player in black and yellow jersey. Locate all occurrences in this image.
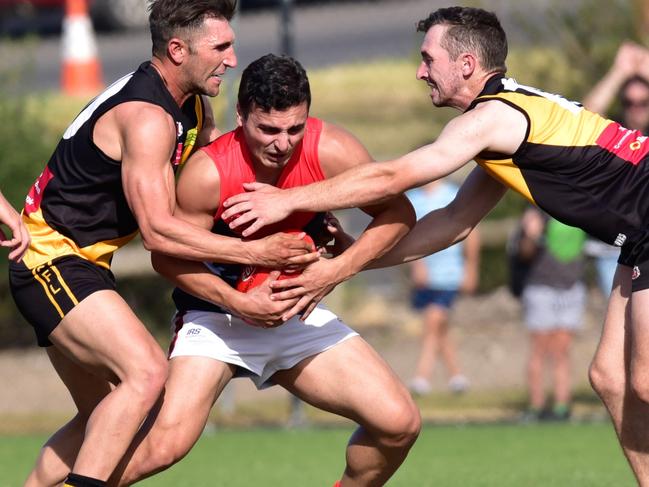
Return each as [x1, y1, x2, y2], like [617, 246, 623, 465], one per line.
[9, 2, 318, 487]
[220, 6, 649, 483]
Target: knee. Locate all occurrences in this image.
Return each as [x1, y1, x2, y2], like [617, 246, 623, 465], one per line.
[589, 358, 624, 401]
[375, 395, 421, 450]
[145, 439, 187, 473]
[124, 433, 190, 484]
[128, 353, 168, 408]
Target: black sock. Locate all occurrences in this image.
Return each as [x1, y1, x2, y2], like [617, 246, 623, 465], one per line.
[64, 473, 107, 487]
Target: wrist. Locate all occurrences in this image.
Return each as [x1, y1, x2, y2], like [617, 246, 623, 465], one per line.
[225, 288, 246, 316]
[241, 239, 258, 265]
[287, 187, 305, 212]
[331, 253, 359, 282]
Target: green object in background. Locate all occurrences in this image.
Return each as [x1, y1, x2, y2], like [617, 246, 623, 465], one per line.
[545, 219, 586, 262]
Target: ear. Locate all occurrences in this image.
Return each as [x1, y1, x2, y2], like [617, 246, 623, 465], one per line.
[459, 53, 477, 77]
[167, 37, 188, 65]
[235, 103, 244, 127]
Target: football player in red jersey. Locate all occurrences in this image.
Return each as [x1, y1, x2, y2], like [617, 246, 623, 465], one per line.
[109, 54, 419, 486]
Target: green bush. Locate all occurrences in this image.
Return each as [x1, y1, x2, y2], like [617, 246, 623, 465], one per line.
[0, 92, 58, 347]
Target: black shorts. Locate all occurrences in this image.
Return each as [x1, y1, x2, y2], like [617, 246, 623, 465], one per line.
[9, 255, 116, 347]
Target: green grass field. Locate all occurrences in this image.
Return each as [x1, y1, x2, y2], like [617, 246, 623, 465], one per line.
[0, 422, 633, 486]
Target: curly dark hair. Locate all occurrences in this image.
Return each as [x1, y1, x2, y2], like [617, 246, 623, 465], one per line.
[417, 6, 507, 73]
[149, 0, 237, 57]
[238, 54, 311, 118]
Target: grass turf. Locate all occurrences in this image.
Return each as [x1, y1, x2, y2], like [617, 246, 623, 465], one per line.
[0, 422, 633, 486]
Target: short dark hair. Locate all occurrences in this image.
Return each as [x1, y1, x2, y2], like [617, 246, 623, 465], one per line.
[417, 6, 507, 73]
[238, 54, 311, 118]
[149, 0, 236, 57]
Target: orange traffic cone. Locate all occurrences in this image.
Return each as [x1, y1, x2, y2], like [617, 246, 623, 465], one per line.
[61, 0, 103, 96]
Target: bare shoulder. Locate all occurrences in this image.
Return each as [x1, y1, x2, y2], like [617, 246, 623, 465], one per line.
[179, 149, 220, 190]
[113, 101, 176, 138]
[114, 102, 177, 165]
[452, 100, 527, 155]
[463, 99, 525, 125]
[318, 121, 373, 177]
[176, 148, 221, 212]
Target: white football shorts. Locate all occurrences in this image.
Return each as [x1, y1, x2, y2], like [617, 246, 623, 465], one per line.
[168, 305, 358, 389]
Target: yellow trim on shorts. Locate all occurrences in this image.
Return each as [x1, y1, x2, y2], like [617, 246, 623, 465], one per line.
[32, 267, 65, 318]
[31, 262, 80, 319]
[50, 264, 79, 306]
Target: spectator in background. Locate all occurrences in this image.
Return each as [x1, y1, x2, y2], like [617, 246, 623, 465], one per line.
[407, 180, 480, 396]
[581, 41, 649, 295]
[583, 41, 649, 133]
[515, 207, 587, 421]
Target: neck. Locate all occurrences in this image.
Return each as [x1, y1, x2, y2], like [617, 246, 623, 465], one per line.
[253, 164, 282, 186]
[150, 57, 192, 107]
[457, 70, 503, 111]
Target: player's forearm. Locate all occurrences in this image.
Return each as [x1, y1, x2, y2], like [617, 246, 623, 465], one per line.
[289, 161, 406, 213]
[332, 203, 416, 279]
[142, 216, 258, 264]
[370, 207, 470, 269]
[151, 253, 240, 311]
[0, 192, 19, 223]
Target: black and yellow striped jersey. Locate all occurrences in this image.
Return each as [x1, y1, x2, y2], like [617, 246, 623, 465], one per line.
[22, 62, 204, 270]
[469, 74, 649, 248]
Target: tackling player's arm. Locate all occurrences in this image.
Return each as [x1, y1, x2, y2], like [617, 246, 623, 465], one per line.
[222, 100, 527, 237]
[271, 122, 416, 320]
[150, 150, 297, 327]
[117, 102, 317, 268]
[369, 166, 506, 269]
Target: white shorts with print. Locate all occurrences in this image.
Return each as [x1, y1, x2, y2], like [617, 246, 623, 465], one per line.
[522, 282, 586, 332]
[169, 305, 358, 389]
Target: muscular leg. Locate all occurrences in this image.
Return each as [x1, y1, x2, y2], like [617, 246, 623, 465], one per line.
[46, 290, 168, 482]
[110, 356, 236, 486]
[273, 336, 421, 487]
[527, 332, 549, 411]
[589, 265, 649, 484]
[25, 347, 112, 487]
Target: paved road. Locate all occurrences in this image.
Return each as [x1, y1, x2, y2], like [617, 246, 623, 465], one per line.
[4, 0, 551, 94]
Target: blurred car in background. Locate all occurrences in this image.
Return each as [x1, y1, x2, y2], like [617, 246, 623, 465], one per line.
[0, 0, 351, 35]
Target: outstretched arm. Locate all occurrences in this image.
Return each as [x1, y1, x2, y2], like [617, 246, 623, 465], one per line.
[269, 123, 416, 320]
[369, 166, 506, 268]
[221, 100, 526, 237]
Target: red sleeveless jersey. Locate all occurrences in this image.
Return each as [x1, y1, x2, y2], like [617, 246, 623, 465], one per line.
[201, 117, 326, 237]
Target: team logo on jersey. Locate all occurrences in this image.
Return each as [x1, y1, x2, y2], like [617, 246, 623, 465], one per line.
[25, 166, 54, 215]
[633, 266, 641, 280]
[173, 142, 184, 167]
[176, 122, 184, 137]
[240, 265, 256, 282]
[614, 233, 627, 247]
